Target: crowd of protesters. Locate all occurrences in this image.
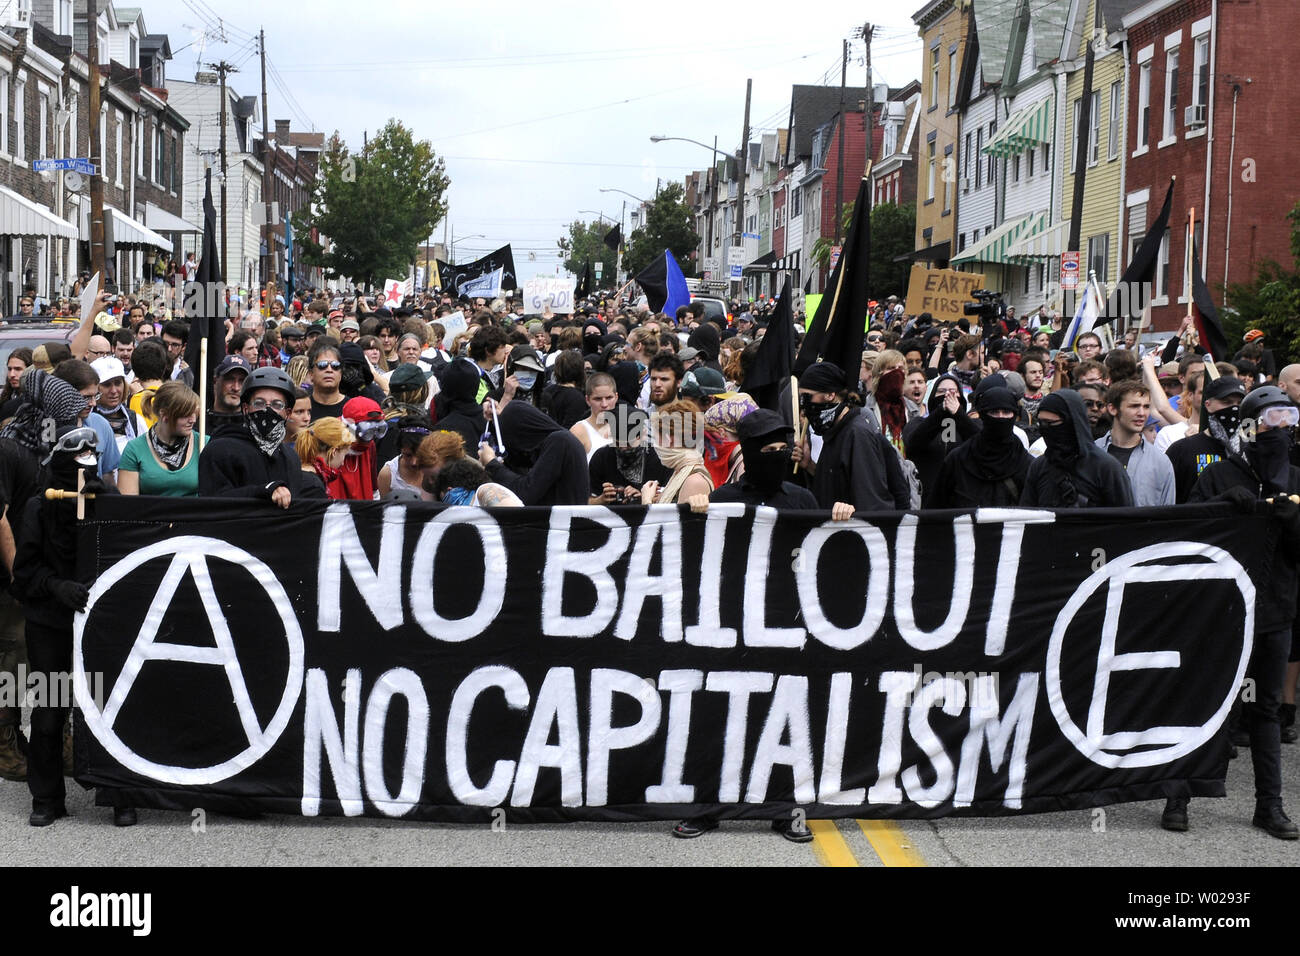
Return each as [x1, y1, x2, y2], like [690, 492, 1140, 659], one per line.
[0, 278, 1296, 841]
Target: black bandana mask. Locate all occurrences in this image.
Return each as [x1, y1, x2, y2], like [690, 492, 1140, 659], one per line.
[804, 400, 843, 435]
[340, 365, 368, 397]
[746, 446, 791, 496]
[247, 408, 287, 457]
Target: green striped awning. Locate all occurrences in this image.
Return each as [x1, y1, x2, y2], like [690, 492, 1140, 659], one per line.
[1007, 219, 1070, 264]
[981, 98, 1053, 158]
[951, 211, 1049, 266]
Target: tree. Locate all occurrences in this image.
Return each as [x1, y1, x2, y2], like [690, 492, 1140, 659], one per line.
[622, 183, 700, 277]
[557, 219, 617, 282]
[810, 200, 916, 298]
[1224, 201, 1300, 365]
[293, 120, 449, 289]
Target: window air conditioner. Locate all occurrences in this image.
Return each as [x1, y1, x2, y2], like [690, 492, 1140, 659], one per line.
[1184, 104, 1207, 128]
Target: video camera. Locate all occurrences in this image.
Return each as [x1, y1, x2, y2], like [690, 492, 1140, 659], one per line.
[963, 289, 1005, 326]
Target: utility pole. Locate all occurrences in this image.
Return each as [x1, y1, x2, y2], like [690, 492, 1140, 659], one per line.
[1068, 0, 1101, 255]
[836, 39, 847, 244]
[708, 134, 717, 270]
[86, 0, 107, 283]
[862, 22, 874, 178]
[207, 60, 237, 284]
[735, 77, 752, 298]
[259, 27, 274, 306]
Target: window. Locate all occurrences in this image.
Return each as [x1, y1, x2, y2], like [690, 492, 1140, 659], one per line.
[99, 105, 106, 170]
[948, 49, 959, 108]
[986, 121, 995, 183]
[964, 131, 972, 182]
[37, 91, 47, 160]
[1012, 153, 1020, 183]
[155, 125, 165, 185]
[1042, 142, 1050, 172]
[1137, 62, 1151, 150]
[170, 130, 177, 191]
[14, 79, 25, 160]
[1157, 228, 1170, 299]
[0, 76, 8, 156]
[975, 128, 983, 187]
[792, 187, 801, 217]
[1193, 34, 1210, 110]
[1027, 147, 1034, 177]
[927, 141, 936, 200]
[1163, 49, 1180, 142]
[56, 0, 72, 33]
[931, 48, 940, 106]
[1088, 90, 1101, 166]
[1071, 98, 1080, 172]
[136, 117, 144, 177]
[115, 114, 122, 185]
[943, 145, 952, 211]
[68, 94, 76, 158]
[1108, 81, 1121, 160]
[1087, 233, 1110, 284]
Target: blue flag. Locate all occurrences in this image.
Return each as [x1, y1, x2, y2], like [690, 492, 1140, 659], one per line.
[636, 250, 691, 316]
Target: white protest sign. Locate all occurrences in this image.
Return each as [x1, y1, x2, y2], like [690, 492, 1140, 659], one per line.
[439, 310, 467, 338]
[460, 268, 504, 299]
[79, 271, 102, 325]
[382, 279, 404, 307]
[523, 276, 576, 314]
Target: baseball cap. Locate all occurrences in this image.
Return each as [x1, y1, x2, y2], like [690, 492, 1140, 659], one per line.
[526, 320, 544, 334]
[340, 318, 360, 333]
[89, 356, 126, 384]
[736, 408, 792, 444]
[215, 355, 252, 379]
[509, 345, 545, 373]
[387, 363, 427, 390]
[280, 324, 306, 340]
[681, 367, 729, 398]
[677, 346, 701, 363]
[1204, 376, 1246, 402]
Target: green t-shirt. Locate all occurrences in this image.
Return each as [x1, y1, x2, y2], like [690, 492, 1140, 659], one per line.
[119, 433, 204, 496]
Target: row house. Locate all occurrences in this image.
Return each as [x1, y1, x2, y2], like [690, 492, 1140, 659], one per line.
[0, 1, 187, 312]
[167, 73, 266, 294]
[255, 119, 324, 295]
[871, 81, 921, 209]
[911, 0, 968, 266]
[1121, 0, 1297, 333]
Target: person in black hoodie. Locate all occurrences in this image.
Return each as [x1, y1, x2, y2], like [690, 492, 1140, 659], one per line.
[927, 385, 1030, 508]
[432, 357, 487, 455]
[1166, 375, 1246, 503]
[540, 349, 589, 428]
[477, 400, 588, 505]
[198, 367, 328, 506]
[1020, 389, 1133, 508]
[903, 373, 977, 495]
[706, 409, 817, 509]
[687, 322, 724, 374]
[13, 426, 135, 827]
[795, 361, 911, 516]
[1163, 385, 1300, 840]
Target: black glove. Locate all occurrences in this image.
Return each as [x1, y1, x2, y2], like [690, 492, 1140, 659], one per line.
[48, 579, 89, 612]
[1219, 485, 1258, 515]
[1271, 495, 1300, 531]
[80, 475, 107, 496]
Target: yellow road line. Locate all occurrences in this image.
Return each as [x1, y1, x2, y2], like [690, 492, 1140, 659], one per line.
[857, 819, 926, 867]
[808, 819, 860, 867]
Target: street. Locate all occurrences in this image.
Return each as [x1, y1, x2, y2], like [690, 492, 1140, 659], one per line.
[2, 742, 1293, 867]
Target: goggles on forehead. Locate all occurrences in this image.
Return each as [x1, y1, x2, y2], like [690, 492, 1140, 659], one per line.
[1258, 405, 1300, 429]
[346, 419, 389, 442]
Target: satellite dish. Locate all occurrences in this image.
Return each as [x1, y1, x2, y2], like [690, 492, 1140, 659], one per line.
[63, 170, 84, 192]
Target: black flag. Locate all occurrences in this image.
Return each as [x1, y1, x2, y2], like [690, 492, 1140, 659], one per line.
[184, 169, 226, 424]
[742, 275, 795, 411]
[603, 224, 622, 252]
[1191, 237, 1229, 364]
[1100, 177, 1174, 326]
[795, 177, 871, 379]
[575, 261, 592, 300]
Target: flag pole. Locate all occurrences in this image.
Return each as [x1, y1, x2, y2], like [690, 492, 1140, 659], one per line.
[198, 338, 208, 441]
[791, 373, 804, 473]
[1185, 207, 1195, 325]
[820, 173, 870, 345]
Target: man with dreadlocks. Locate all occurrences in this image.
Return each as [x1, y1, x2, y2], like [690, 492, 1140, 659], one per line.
[0, 368, 88, 780]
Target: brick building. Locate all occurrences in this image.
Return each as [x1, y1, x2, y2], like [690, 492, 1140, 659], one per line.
[1122, 0, 1300, 333]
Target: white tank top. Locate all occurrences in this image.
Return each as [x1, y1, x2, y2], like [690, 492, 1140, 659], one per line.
[385, 455, 427, 498]
[576, 418, 612, 462]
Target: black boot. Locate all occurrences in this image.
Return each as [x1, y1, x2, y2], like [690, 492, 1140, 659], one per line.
[1161, 796, 1189, 832]
[0, 723, 27, 781]
[1252, 805, 1299, 840]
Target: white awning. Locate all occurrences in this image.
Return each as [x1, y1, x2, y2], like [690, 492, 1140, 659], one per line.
[78, 203, 173, 253]
[1008, 220, 1071, 262]
[0, 184, 79, 239]
[142, 202, 202, 235]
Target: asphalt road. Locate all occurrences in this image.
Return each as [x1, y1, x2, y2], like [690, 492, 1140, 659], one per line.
[1, 740, 1294, 867]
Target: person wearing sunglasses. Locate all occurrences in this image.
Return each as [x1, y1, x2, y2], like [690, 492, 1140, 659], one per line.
[198, 366, 326, 508]
[307, 340, 346, 420]
[1170, 384, 1300, 841]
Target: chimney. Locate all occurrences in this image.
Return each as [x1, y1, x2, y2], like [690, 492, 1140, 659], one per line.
[195, 71, 218, 85]
[275, 119, 291, 144]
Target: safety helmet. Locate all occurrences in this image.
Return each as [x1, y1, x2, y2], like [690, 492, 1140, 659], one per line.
[239, 366, 297, 405]
[1240, 385, 1292, 420]
[41, 425, 99, 467]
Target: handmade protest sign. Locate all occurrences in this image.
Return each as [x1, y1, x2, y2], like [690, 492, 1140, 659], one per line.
[74, 499, 1259, 823]
[905, 266, 988, 323]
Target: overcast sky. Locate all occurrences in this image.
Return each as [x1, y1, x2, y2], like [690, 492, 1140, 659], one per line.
[149, 0, 923, 274]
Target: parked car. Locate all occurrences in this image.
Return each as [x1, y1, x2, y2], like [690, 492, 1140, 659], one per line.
[0, 319, 79, 359]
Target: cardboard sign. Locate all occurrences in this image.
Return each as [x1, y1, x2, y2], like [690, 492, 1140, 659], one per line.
[523, 277, 576, 314]
[439, 310, 467, 338]
[904, 265, 987, 323]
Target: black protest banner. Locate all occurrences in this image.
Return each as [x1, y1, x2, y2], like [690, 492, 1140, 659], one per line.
[73, 499, 1264, 823]
[435, 245, 518, 298]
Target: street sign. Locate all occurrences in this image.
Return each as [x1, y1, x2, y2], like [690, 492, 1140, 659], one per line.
[729, 264, 743, 280]
[594, 262, 603, 278]
[703, 256, 719, 275]
[1060, 251, 1080, 291]
[728, 246, 746, 266]
[742, 232, 761, 240]
[34, 157, 96, 175]
[830, 245, 842, 270]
